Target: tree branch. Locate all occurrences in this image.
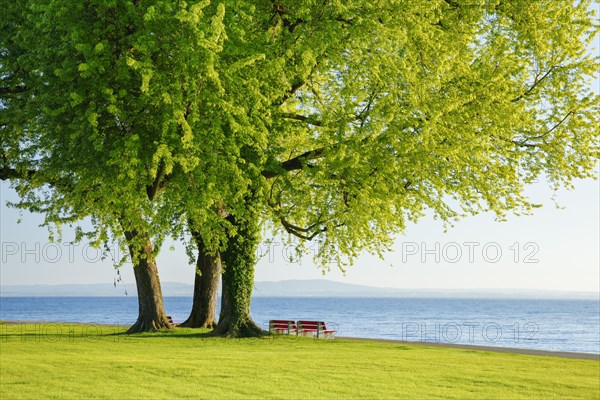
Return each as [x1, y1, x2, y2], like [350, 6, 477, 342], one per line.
[0, 86, 26, 96]
[511, 110, 574, 148]
[512, 67, 556, 103]
[262, 146, 326, 178]
[274, 74, 313, 108]
[544, 110, 574, 136]
[281, 113, 324, 126]
[0, 166, 36, 181]
[279, 215, 327, 240]
[146, 163, 165, 201]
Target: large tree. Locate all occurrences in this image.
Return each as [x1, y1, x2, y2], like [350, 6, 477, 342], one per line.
[3, 1, 598, 335]
[178, 0, 600, 335]
[0, 0, 240, 332]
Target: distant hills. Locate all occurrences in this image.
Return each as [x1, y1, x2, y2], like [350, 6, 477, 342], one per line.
[1, 280, 597, 299]
[252, 280, 599, 299]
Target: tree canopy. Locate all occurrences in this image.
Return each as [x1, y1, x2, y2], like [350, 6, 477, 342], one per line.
[2, 0, 598, 334]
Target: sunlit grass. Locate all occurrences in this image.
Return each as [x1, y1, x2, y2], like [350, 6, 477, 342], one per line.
[1, 322, 598, 399]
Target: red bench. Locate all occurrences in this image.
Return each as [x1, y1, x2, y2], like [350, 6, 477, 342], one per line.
[297, 320, 336, 339]
[269, 320, 297, 335]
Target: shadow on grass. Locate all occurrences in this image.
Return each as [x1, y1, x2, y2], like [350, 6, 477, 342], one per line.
[2, 323, 339, 345]
[109, 327, 214, 339]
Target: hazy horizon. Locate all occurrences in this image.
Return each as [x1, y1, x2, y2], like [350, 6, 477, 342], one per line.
[1, 279, 598, 300]
[1, 278, 600, 293]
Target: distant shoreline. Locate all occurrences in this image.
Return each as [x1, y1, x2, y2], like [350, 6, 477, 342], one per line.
[1, 295, 599, 301]
[2, 294, 599, 300]
[1, 319, 598, 360]
[1, 280, 598, 300]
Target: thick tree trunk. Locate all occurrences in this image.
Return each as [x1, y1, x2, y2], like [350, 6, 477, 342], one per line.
[214, 214, 264, 337]
[179, 234, 221, 329]
[124, 231, 171, 333]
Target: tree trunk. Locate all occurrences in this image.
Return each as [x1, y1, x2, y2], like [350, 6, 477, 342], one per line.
[124, 230, 171, 333]
[179, 234, 221, 329]
[214, 214, 264, 337]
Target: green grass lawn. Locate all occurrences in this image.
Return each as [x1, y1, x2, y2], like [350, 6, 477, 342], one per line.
[0, 322, 598, 399]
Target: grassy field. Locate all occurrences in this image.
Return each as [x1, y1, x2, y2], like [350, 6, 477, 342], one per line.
[0, 322, 598, 399]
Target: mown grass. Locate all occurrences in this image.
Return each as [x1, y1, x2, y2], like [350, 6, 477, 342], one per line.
[0, 322, 598, 399]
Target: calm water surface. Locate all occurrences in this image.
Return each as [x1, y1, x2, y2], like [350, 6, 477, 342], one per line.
[1, 296, 598, 354]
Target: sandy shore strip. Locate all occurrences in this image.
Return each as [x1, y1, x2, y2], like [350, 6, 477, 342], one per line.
[337, 336, 600, 360]
[2, 320, 597, 360]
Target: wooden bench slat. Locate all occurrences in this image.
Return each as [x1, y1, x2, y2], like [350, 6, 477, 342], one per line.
[268, 320, 297, 335]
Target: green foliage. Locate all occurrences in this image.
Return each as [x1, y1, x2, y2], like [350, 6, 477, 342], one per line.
[2, 0, 598, 269]
[1, 323, 599, 399]
[260, 0, 600, 265]
[2, 0, 243, 258]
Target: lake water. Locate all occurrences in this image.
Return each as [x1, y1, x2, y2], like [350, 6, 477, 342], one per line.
[1, 296, 598, 354]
